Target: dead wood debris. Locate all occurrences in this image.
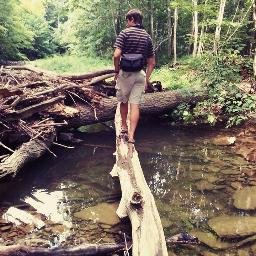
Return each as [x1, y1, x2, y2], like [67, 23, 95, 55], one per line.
[0, 65, 115, 179]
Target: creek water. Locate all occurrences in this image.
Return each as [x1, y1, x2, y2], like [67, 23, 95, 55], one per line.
[0, 121, 254, 255]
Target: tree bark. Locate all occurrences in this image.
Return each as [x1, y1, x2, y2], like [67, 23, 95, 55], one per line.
[110, 105, 168, 256]
[213, 0, 227, 54]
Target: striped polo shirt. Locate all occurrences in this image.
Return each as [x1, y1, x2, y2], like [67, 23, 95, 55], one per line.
[114, 26, 154, 59]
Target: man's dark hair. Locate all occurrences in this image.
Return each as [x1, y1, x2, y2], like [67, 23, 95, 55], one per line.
[126, 9, 143, 25]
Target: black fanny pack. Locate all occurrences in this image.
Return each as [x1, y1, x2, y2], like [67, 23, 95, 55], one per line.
[120, 53, 144, 72]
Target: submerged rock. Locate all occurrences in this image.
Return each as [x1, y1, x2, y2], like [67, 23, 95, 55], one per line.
[189, 230, 232, 250]
[235, 146, 256, 163]
[74, 202, 120, 226]
[220, 168, 241, 175]
[195, 180, 225, 192]
[200, 251, 218, 256]
[237, 248, 250, 256]
[230, 182, 243, 190]
[212, 136, 236, 146]
[233, 186, 256, 210]
[208, 215, 256, 238]
[242, 169, 256, 177]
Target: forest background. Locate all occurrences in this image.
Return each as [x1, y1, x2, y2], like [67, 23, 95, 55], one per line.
[0, 0, 255, 126]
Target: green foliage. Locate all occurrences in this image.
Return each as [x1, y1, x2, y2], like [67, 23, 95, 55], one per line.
[170, 52, 256, 127]
[171, 103, 194, 124]
[0, 0, 33, 60]
[22, 13, 59, 59]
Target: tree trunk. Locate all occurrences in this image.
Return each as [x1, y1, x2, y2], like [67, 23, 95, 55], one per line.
[167, 5, 173, 58]
[192, 0, 199, 57]
[197, 26, 204, 55]
[68, 91, 206, 127]
[213, 0, 227, 54]
[225, 0, 240, 37]
[149, 0, 154, 42]
[110, 105, 168, 256]
[173, 7, 178, 65]
[197, 0, 208, 56]
[253, 0, 256, 76]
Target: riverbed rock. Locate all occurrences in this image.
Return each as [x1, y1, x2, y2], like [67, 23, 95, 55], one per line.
[189, 230, 232, 250]
[235, 146, 256, 163]
[242, 169, 256, 177]
[233, 186, 256, 210]
[74, 202, 120, 226]
[200, 251, 218, 256]
[212, 136, 236, 146]
[208, 215, 256, 238]
[195, 180, 225, 192]
[237, 248, 250, 256]
[220, 168, 241, 175]
[230, 182, 243, 190]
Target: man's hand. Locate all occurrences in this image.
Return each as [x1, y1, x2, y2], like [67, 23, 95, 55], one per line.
[145, 79, 155, 93]
[114, 71, 120, 81]
[145, 56, 156, 92]
[113, 48, 122, 81]
[145, 79, 150, 92]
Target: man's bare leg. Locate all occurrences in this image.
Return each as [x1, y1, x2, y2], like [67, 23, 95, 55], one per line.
[120, 102, 128, 131]
[129, 103, 140, 142]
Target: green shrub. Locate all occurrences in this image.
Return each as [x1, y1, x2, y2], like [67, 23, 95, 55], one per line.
[170, 51, 255, 127]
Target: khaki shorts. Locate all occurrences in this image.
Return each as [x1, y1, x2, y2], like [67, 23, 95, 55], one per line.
[115, 70, 146, 104]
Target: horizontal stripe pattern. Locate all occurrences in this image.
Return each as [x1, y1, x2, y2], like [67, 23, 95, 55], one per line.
[114, 27, 154, 58]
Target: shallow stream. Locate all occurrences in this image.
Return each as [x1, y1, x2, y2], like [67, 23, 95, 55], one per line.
[0, 121, 255, 256]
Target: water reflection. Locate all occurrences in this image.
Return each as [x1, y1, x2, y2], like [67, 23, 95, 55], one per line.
[24, 189, 72, 227]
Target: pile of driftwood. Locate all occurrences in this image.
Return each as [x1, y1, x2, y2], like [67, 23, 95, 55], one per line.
[0, 65, 203, 180]
[0, 65, 117, 179]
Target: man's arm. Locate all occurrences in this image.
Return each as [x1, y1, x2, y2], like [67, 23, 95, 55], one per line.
[145, 55, 156, 89]
[113, 48, 122, 80]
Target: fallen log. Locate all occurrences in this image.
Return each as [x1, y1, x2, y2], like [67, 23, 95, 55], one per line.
[0, 243, 128, 256]
[0, 130, 55, 178]
[110, 105, 168, 256]
[68, 90, 206, 127]
[61, 69, 115, 81]
[88, 73, 115, 85]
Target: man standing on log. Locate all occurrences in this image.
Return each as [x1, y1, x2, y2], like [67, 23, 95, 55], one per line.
[113, 9, 155, 143]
